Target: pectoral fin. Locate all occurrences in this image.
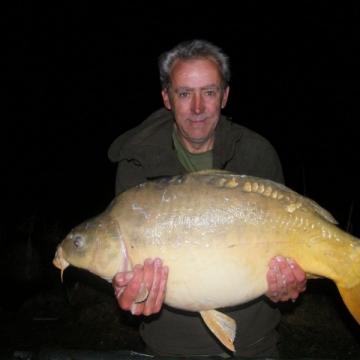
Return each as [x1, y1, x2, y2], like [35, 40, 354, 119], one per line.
[130, 281, 149, 315]
[200, 310, 236, 352]
[134, 281, 149, 303]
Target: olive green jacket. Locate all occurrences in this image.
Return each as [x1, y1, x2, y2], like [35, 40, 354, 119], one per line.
[108, 107, 284, 195]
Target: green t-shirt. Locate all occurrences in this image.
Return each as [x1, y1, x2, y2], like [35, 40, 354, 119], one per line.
[172, 128, 213, 172]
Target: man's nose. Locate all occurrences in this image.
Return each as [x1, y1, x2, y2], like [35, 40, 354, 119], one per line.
[191, 93, 205, 114]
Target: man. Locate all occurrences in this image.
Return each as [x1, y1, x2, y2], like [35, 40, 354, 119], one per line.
[108, 39, 306, 357]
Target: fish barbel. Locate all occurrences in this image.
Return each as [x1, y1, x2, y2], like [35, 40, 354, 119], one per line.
[53, 169, 360, 352]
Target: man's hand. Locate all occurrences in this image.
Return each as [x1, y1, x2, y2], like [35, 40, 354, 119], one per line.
[112, 258, 168, 316]
[266, 256, 307, 302]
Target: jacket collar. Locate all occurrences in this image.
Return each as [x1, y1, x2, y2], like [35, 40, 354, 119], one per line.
[108, 107, 244, 174]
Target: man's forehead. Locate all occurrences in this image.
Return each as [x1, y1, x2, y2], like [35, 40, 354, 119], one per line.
[169, 59, 222, 88]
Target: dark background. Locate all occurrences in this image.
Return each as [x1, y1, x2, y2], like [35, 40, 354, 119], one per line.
[2, 2, 360, 285]
[1, 3, 360, 359]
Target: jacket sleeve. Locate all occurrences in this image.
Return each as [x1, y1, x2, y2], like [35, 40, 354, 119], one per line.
[114, 159, 147, 195]
[224, 135, 285, 185]
[253, 143, 285, 184]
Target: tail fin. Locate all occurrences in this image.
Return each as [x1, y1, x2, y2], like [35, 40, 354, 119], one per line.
[337, 282, 360, 325]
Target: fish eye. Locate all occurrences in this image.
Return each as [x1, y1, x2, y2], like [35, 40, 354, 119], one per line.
[73, 235, 84, 248]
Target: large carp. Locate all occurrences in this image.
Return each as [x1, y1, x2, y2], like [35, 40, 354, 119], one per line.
[53, 169, 360, 352]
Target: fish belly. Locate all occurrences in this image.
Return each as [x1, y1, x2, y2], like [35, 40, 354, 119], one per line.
[127, 241, 271, 311]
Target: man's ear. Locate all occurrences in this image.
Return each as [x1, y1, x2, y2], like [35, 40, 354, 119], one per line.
[221, 86, 230, 109]
[161, 89, 171, 110]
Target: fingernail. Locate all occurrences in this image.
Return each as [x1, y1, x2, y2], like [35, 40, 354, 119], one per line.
[276, 256, 284, 262]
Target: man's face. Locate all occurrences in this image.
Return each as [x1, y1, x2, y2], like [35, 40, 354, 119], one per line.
[161, 58, 229, 152]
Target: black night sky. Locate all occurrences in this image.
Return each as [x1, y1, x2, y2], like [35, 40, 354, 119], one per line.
[1, 3, 360, 358]
[3, 3, 360, 254]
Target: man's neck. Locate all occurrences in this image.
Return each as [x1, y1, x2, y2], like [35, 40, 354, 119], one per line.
[180, 137, 214, 154]
[174, 128, 215, 154]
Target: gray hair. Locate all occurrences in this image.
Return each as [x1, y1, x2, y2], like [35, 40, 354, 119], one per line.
[158, 39, 231, 91]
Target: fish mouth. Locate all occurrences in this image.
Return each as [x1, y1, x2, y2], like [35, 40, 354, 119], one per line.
[53, 246, 70, 283]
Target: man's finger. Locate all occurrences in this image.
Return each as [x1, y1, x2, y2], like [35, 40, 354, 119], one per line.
[117, 265, 145, 310]
[143, 258, 163, 315]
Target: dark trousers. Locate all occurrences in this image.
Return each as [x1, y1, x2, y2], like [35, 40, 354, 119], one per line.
[144, 329, 279, 358]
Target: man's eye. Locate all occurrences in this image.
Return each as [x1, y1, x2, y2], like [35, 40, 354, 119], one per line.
[179, 93, 188, 98]
[206, 91, 215, 96]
